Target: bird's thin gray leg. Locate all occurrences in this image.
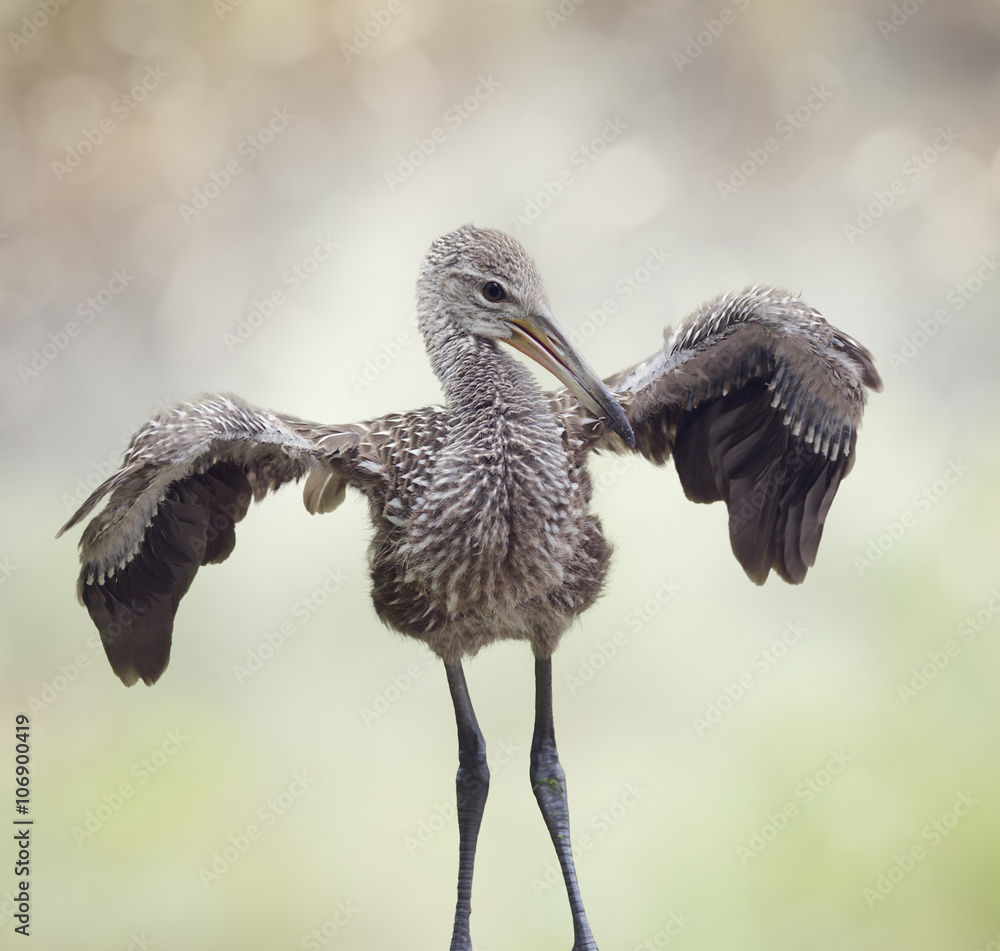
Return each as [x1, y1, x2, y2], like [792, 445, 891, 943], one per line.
[531, 656, 598, 951]
[444, 661, 490, 951]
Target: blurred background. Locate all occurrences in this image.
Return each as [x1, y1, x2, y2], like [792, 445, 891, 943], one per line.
[2, 0, 1000, 948]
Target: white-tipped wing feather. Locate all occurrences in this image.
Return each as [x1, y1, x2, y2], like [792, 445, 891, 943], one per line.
[58, 394, 377, 687]
[555, 286, 882, 584]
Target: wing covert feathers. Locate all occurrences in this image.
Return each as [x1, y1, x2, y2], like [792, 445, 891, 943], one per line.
[570, 286, 882, 584]
[59, 394, 371, 686]
[64, 284, 882, 684]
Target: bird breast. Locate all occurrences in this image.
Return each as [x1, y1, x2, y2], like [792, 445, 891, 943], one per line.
[394, 412, 585, 618]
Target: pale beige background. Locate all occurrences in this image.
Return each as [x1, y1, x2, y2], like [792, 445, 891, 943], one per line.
[2, 0, 1000, 948]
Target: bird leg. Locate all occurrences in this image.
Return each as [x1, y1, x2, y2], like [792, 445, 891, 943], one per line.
[444, 661, 490, 951]
[531, 656, 598, 951]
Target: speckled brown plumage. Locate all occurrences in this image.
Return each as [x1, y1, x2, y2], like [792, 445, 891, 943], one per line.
[59, 225, 881, 951]
[60, 227, 881, 685]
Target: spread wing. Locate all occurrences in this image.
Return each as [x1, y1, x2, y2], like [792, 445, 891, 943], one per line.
[57, 394, 380, 686]
[556, 286, 882, 585]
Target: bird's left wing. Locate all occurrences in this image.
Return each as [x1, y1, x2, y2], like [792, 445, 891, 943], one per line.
[58, 394, 378, 686]
[555, 286, 882, 585]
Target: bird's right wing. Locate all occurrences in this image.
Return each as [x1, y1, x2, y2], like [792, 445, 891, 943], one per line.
[58, 394, 380, 686]
[557, 286, 882, 585]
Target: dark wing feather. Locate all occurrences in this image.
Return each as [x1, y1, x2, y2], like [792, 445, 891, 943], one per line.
[58, 394, 374, 686]
[564, 286, 882, 584]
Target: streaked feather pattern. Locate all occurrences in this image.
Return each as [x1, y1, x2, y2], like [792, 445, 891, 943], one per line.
[62, 235, 880, 688]
[564, 285, 882, 583]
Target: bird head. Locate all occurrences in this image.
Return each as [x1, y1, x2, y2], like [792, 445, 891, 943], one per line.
[418, 225, 635, 446]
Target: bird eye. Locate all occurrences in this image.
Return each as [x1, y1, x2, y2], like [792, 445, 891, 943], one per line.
[482, 281, 507, 302]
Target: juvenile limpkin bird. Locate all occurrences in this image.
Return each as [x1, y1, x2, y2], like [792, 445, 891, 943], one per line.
[61, 225, 881, 950]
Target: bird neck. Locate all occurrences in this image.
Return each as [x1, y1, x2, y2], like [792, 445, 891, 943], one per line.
[417, 297, 544, 423]
[432, 330, 546, 429]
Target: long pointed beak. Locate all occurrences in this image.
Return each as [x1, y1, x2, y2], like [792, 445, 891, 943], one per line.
[503, 310, 635, 447]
